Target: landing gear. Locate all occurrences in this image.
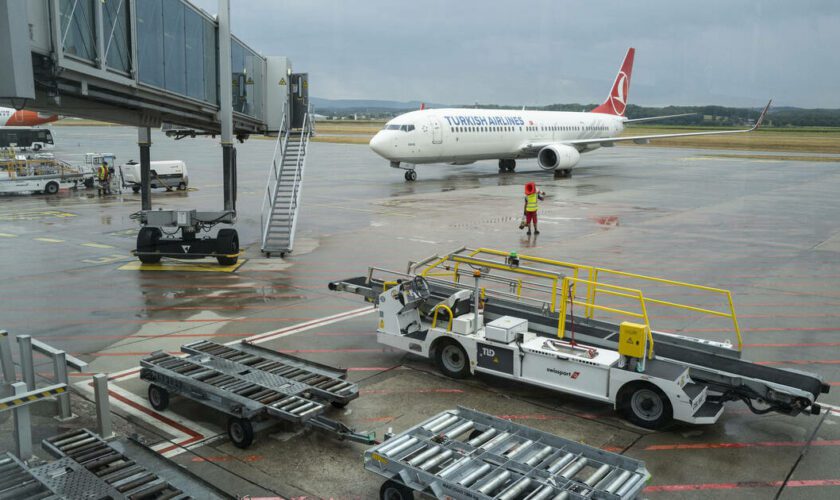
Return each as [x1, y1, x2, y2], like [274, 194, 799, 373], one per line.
[498, 159, 516, 172]
[554, 168, 571, 179]
[404, 170, 417, 182]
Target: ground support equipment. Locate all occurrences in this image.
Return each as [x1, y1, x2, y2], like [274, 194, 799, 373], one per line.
[0, 428, 225, 499]
[133, 210, 240, 266]
[365, 407, 649, 500]
[140, 340, 373, 448]
[328, 247, 829, 429]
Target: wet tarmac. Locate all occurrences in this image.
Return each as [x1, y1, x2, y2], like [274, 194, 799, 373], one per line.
[1, 125, 838, 498]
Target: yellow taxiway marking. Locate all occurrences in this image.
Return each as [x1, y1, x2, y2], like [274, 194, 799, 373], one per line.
[0, 233, 17, 238]
[119, 259, 246, 273]
[82, 254, 132, 265]
[81, 242, 115, 249]
[0, 210, 77, 221]
[34, 237, 65, 243]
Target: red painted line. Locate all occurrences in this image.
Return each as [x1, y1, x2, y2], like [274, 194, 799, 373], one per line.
[645, 479, 840, 492]
[497, 414, 567, 421]
[644, 439, 840, 451]
[82, 351, 180, 357]
[191, 454, 263, 463]
[684, 326, 840, 334]
[279, 348, 384, 354]
[361, 416, 396, 423]
[360, 388, 465, 395]
[105, 389, 202, 441]
[745, 342, 840, 348]
[756, 360, 840, 366]
[155, 435, 203, 455]
[313, 331, 375, 337]
[347, 366, 398, 372]
[829, 382, 840, 386]
[245, 308, 372, 343]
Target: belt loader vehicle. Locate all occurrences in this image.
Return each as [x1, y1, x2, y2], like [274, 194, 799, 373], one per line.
[329, 247, 829, 429]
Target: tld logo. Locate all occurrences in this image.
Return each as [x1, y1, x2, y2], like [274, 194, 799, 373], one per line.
[481, 347, 495, 357]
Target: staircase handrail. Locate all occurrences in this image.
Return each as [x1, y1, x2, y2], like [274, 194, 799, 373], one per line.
[261, 109, 290, 250]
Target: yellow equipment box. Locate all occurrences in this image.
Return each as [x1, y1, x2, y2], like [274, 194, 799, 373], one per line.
[619, 322, 648, 359]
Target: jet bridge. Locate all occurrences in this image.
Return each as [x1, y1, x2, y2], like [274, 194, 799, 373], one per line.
[0, 0, 311, 264]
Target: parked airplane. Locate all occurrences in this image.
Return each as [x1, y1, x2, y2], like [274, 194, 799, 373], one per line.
[0, 107, 60, 127]
[369, 48, 771, 181]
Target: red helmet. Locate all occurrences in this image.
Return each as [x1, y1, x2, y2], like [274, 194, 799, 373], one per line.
[525, 182, 536, 195]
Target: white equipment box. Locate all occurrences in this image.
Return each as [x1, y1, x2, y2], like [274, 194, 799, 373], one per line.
[452, 313, 482, 335]
[485, 316, 528, 343]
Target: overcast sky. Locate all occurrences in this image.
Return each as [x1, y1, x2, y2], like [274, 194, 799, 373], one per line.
[191, 0, 840, 108]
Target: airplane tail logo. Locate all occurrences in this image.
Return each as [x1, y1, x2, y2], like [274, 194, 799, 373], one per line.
[591, 48, 635, 116]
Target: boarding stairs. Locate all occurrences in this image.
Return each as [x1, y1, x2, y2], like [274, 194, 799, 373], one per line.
[260, 110, 312, 256]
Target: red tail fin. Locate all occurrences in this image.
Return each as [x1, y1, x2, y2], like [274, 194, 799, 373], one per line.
[590, 48, 635, 116]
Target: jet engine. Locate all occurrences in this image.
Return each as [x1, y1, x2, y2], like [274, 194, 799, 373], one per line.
[537, 144, 581, 171]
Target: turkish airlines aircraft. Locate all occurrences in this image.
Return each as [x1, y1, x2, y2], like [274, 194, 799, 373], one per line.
[369, 48, 771, 181]
[0, 107, 60, 127]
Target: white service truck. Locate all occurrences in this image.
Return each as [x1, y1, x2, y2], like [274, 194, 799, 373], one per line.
[120, 160, 189, 192]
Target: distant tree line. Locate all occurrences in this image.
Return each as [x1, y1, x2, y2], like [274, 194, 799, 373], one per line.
[316, 103, 840, 127]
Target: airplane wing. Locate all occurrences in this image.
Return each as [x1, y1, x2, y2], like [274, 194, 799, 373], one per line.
[519, 100, 771, 155]
[623, 112, 698, 123]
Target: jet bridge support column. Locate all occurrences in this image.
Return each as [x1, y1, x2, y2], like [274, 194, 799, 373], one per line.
[138, 127, 152, 211]
[220, 0, 236, 213]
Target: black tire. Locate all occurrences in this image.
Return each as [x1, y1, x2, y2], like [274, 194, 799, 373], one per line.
[178, 182, 187, 190]
[331, 400, 348, 409]
[216, 228, 239, 265]
[85, 178, 95, 189]
[44, 182, 59, 195]
[509, 160, 516, 171]
[380, 480, 414, 500]
[32, 143, 42, 152]
[137, 227, 162, 264]
[148, 385, 169, 411]
[404, 170, 417, 182]
[434, 339, 470, 379]
[619, 383, 673, 430]
[132, 186, 140, 193]
[227, 417, 254, 449]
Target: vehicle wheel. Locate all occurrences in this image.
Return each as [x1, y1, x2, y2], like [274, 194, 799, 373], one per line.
[509, 160, 516, 172]
[137, 227, 162, 264]
[178, 182, 187, 190]
[227, 417, 254, 449]
[32, 143, 42, 151]
[434, 339, 470, 379]
[132, 186, 140, 193]
[331, 401, 348, 409]
[44, 182, 59, 195]
[380, 480, 414, 500]
[148, 385, 169, 411]
[85, 178, 95, 189]
[216, 228, 239, 265]
[619, 383, 673, 430]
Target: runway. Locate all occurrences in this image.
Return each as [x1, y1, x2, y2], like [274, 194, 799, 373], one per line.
[0, 125, 838, 498]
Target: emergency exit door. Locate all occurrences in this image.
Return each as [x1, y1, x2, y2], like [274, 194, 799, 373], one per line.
[431, 118, 442, 144]
[289, 73, 309, 129]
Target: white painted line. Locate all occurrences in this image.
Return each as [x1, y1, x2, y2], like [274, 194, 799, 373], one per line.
[73, 306, 376, 458]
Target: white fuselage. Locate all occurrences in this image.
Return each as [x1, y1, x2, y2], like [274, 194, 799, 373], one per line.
[369, 108, 625, 165]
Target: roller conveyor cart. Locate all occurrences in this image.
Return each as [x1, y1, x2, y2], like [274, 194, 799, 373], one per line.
[329, 247, 829, 429]
[140, 339, 374, 448]
[366, 407, 649, 500]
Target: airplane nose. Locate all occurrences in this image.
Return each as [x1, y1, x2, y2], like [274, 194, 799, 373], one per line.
[369, 132, 390, 158]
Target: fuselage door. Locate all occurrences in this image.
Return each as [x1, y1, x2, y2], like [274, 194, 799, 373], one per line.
[431, 118, 443, 144]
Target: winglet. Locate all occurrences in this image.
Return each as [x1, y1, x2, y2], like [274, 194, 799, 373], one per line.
[752, 99, 772, 130]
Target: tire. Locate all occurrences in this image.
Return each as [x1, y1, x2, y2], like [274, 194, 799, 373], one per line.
[32, 143, 42, 152]
[44, 182, 59, 195]
[132, 186, 140, 193]
[136, 227, 162, 264]
[379, 480, 414, 500]
[216, 228, 239, 265]
[619, 383, 673, 430]
[509, 160, 516, 172]
[178, 182, 187, 190]
[331, 400, 348, 409]
[84, 178, 95, 188]
[405, 170, 417, 182]
[434, 339, 470, 379]
[227, 417, 254, 449]
[148, 385, 169, 411]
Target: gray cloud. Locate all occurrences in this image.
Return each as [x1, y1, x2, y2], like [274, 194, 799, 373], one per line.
[191, 0, 840, 107]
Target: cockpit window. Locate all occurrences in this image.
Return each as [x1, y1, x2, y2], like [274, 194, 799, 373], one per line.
[384, 124, 414, 132]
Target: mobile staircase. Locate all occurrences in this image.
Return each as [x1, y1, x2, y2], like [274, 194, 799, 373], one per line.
[260, 108, 313, 257]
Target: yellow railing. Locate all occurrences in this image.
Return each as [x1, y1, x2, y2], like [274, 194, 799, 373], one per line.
[431, 304, 454, 332]
[414, 247, 742, 351]
[557, 277, 654, 359]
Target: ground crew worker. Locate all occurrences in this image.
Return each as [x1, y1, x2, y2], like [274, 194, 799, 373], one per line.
[523, 181, 545, 235]
[97, 161, 111, 195]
